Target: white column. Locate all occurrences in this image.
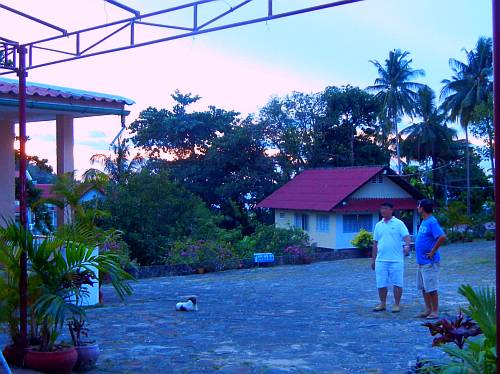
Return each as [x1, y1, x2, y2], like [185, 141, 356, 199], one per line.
[56, 115, 74, 226]
[0, 120, 15, 226]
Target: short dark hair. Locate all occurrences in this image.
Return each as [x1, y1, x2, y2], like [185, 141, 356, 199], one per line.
[418, 199, 434, 213]
[380, 202, 394, 209]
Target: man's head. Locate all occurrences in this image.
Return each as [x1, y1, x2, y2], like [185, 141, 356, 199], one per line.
[418, 199, 434, 216]
[379, 202, 394, 220]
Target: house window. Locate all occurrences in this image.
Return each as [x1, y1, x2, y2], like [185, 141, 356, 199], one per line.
[279, 212, 285, 219]
[343, 214, 373, 233]
[371, 174, 383, 183]
[378, 174, 383, 183]
[294, 213, 309, 231]
[316, 215, 330, 232]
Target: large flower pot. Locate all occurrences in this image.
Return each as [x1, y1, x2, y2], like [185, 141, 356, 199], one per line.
[2, 344, 24, 367]
[25, 347, 77, 374]
[73, 343, 100, 372]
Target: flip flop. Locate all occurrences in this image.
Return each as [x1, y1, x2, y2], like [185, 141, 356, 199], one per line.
[416, 311, 431, 318]
[425, 314, 439, 320]
[392, 305, 401, 313]
[373, 305, 386, 312]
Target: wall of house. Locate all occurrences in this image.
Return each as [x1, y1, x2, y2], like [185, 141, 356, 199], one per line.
[351, 174, 411, 199]
[275, 209, 337, 250]
[334, 212, 380, 249]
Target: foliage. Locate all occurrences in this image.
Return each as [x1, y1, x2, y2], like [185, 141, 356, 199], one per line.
[236, 224, 311, 257]
[423, 312, 481, 349]
[0, 222, 133, 351]
[101, 169, 218, 265]
[67, 316, 90, 347]
[130, 91, 237, 159]
[167, 239, 239, 272]
[423, 285, 496, 374]
[350, 229, 374, 249]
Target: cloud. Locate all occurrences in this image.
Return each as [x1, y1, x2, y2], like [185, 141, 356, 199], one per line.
[89, 130, 107, 139]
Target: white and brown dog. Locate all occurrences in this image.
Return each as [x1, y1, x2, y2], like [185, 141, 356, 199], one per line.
[175, 296, 198, 311]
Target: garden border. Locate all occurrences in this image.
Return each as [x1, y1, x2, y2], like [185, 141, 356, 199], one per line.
[126, 249, 364, 279]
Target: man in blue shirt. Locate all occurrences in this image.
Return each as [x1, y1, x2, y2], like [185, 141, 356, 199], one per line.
[415, 199, 447, 319]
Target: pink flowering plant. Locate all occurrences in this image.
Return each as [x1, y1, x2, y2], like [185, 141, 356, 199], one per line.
[168, 239, 239, 271]
[283, 245, 313, 264]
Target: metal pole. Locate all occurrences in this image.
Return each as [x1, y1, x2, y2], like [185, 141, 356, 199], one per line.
[16, 45, 28, 350]
[493, 0, 500, 368]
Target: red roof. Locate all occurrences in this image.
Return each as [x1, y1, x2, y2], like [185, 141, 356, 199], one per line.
[334, 198, 417, 212]
[257, 167, 421, 212]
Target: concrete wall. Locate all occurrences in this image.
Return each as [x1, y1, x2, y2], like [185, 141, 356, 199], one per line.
[0, 120, 15, 225]
[351, 174, 411, 199]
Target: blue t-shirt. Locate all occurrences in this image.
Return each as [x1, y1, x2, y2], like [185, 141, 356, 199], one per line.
[415, 215, 445, 265]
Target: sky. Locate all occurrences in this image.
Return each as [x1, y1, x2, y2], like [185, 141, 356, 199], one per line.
[0, 0, 493, 176]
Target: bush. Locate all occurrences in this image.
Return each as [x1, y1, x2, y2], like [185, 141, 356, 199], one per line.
[167, 239, 239, 272]
[484, 230, 495, 241]
[235, 224, 310, 257]
[351, 229, 373, 249]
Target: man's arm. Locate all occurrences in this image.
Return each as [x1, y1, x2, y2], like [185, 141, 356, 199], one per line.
[403, 235, 411, 256]
[371, 241, 378, 270]
[427, 235, 447, 259]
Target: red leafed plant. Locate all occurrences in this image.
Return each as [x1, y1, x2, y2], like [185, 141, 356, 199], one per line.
[422, 312, 481, 349]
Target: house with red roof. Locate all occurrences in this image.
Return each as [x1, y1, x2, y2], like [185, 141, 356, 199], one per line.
[257, 166, 424, 250]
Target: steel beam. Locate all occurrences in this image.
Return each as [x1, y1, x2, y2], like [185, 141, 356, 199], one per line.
[0, 2, 67, 35]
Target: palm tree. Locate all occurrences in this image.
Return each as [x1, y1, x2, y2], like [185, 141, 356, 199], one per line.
[401, 87, 457, 200]
[440, 37, 493, 214]
[84, 137, 143, 185]
[368, 49, 425, 174]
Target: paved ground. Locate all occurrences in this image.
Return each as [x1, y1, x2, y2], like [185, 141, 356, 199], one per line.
[2, 241, 496, 373]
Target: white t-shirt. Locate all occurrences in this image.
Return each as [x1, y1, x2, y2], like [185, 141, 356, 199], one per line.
[373, 217, 410, 263]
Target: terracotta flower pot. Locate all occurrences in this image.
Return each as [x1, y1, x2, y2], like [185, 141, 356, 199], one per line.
[73, 343, 100, 372]
[2, 344, 25, 367]
[25, 347, 77, 374]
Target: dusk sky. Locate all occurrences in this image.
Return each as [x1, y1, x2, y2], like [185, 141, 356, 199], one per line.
[1, 0, 493, 175]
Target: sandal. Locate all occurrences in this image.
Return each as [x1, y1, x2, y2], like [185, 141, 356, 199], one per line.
[373, 304, 386, 312]
[416, 311, 431, 318]
[426, 314, 439, 320]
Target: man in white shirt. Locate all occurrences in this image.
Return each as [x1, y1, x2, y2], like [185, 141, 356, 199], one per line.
[371, 202, 411, 313]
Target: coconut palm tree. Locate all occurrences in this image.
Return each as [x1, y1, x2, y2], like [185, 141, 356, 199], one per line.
[401, 87, 457, 200]
[368, 49, 425, 174]
[440, 37, 493, 214]
[84, 137, 143, 185]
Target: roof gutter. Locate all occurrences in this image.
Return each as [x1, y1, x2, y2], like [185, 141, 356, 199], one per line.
[0, 97, 130, 116]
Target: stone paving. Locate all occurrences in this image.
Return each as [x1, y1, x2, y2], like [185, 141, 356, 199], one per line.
[2, 241, 496, 373]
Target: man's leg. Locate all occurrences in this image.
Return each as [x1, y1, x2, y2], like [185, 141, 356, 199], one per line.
[427, 291, 439, 317]
[422, 291, 432, 315]
[374, 261, 388, 311]
[377, 287, 388, 307]
[393, 286, 403, 306]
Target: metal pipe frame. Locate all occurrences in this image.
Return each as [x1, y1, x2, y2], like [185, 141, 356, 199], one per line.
[0, 2, 67, 35]
[0, 0, 364, 74]
[493, 0, 499, 367]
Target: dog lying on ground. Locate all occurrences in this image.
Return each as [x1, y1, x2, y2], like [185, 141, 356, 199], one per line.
[175, 296, 198, 311]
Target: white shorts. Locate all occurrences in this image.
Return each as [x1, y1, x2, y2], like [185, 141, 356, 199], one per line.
[375, 261, 404, 288]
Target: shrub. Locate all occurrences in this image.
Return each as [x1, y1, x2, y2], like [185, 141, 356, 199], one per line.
[484, 230, 495, 241]
[236, 224, 310, 257]
[351, 229, 373, 249]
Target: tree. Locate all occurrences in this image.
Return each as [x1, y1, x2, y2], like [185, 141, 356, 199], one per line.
[470, 93, 494, 185]
[368, 49, 425, 174]
[401, 87, 456, 200]
[258, 92, 325, 179]
[440, 37, 493, 214]
[84, 137, 143, 185]
[129, 91, 237, 160]
[101, 170, 218, 265]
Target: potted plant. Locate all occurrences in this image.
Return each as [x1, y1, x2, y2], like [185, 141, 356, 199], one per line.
[0, 223, 133, 373]
[68, 316, 100, 372]
[351, 229, 374, 258]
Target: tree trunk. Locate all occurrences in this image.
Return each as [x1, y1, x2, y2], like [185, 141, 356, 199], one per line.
[394, 114, 402, 175]
[431, 156, 438, 201]
[350, 125, 355, 166]
[488, 125, 495, 189]
[465, 126, 471, 215]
